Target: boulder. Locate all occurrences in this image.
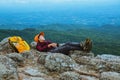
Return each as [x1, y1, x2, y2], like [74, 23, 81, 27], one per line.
[21, 51, 37, 65]
[37, 52, 48, 65]
[23, 77, 53, 80]
[23, 67, 46, 77]
[0, 37, 10, 46]
[100, 72, 120, 80]
[30, 41, 37, 49]
[45, 53, 77, 72]
[70, 50, 94, 57]
[0, 55, 18, 80]
[88, 58, 107, 71]
[6, 53, 25, 66]
[23, 77, 45, 80]
[72, 56, 91, 65]
[59, 71, 80, 80]
[70, 50, 94, 64]
[75, 54, 120, 72]
[80, 75, 99, 80]
[0, 37, 13, 53]
[96, 54, 120, 63]
[21, 51, 34, 59]
[88, 54, 120, 72]
[74, 65, 100, 78]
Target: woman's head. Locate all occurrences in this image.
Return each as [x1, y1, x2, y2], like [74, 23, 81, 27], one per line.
[38, 32, 45, 42]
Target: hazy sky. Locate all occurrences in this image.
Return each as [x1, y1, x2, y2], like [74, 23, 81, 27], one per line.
[0, 0, 119, 5]
[0, 0, 119, 13]
[0, 0, 119, 25]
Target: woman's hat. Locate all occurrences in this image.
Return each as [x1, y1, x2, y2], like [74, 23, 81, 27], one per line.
[34, 32, 45, 42]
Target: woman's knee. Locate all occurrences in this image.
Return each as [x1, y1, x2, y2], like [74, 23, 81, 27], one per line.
[64, 42, 71, 46]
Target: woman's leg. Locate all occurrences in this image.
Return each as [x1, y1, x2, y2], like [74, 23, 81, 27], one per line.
[50, 42, 83, 55]
[63, 42, 81, 47]
[50, 39, 92, 54]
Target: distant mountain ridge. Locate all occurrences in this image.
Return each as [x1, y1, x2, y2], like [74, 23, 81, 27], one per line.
[0, 11, 120, 26]
[0, 25, 120, 55]
[0, 24, 120, 30]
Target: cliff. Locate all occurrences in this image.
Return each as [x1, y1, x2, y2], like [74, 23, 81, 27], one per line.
[0, 37, 120, 80]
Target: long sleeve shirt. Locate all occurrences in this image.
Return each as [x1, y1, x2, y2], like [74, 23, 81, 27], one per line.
[36, 40, 54, 52]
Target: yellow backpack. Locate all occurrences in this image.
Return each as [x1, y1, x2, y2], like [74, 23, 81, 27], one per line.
[8, 36, 30, 53]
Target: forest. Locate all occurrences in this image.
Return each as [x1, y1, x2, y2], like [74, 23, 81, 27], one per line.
[0, 24, 120, 55]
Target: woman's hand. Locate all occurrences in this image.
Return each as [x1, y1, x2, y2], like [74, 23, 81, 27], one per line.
[48, 43, 57, 48]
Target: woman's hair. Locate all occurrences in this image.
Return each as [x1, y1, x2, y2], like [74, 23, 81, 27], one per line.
[38, 32, 44, 38]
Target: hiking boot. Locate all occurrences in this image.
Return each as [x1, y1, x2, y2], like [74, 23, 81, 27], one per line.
[83, 38, 92, 52]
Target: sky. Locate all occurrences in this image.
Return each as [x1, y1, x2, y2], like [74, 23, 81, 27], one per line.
[0, 0, 119, 25]
[0, 0, 119, 13]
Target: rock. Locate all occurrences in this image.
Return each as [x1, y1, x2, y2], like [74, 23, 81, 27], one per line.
[24, 67, 47, 77]
[0, 55, 18, 80]
[0, 37, 10, 46]
[96, 54, 120, 63]
[23, 77, 45, 80]
[6, 53, 25, 66]
[100, 72, 120, 80]
[22, 51, 34, 59]
[70, 50, 94, 57]
[18, 73, 26, 80]
[0, 52, 4, 55]
[24, 77, 53, 80]
[59, 71, 80, 80]
[30, 41, 37, 49]
[87, 54, 120, 72]
[45, 53, 77, 72]
[75, 54, 120, 72]
[1, 37, 120, 80]
[70, 50, 94, 64]
[0, 55, 17, 69]
[80, 75, 99, 80]
[37, 52, 48, 65]
[88, 58, 107, 71]
[74, 65, 100, 78]
[0, 37, 13, 53]
[21, 51, 37, 66]
[72, 56, 91, 65]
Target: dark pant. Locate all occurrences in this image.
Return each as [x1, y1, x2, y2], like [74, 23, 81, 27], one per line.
[49, 42, 83, 55]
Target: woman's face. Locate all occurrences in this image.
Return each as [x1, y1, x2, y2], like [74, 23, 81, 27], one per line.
[39, 35, 45, 42]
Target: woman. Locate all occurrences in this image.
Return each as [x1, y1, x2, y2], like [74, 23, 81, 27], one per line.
[36, 32, 92, 55]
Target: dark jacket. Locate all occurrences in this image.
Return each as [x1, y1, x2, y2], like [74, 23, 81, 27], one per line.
[36, 40, 54, 52]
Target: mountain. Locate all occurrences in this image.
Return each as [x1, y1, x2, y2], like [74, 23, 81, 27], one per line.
[0, 37, 120, 80]
[0, 24, 120, 55]
[0, 11, 120, 27]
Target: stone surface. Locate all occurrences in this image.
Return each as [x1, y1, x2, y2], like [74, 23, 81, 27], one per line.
[70, 50, 94, 57]
[0, 55, 18, 80]
[30, 41, 37, 49]
[0, 37, 13, 53]
[100, 72, 120, 80]
[88, 55, 120, 72]
[6, 53, 24, 66]
[0, 37, 120, 80]
[37, 52, 48, 65]
[80, 75, 99, 80]
[96, 54, 120, 62]
[23, 77, 45, 80]
[59, 71, 80, 80]
[45, 53, 77, 72]
[24, 67, 46, 77]
[0, 37, 10, 46]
